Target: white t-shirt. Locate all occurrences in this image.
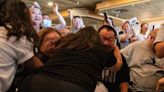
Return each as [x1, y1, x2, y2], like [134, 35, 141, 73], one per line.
[0, 27, 34, 92]
[121, 40, 164, 90]
[137, 33, 148, 41]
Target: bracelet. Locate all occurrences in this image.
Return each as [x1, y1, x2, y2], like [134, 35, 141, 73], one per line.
[35, 51, 49, 64]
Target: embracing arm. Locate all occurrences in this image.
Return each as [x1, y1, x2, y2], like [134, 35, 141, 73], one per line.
[23, 56, 44, 71]
[109, 45, 123, 72]
[120, 82, 129, 92]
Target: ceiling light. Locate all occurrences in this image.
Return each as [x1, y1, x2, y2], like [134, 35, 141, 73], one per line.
[48, 2, 53, 6]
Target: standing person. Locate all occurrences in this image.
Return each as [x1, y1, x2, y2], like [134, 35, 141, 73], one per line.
[103, 15, 121, 49]
[72, 16, 85, 33]
[41, 3, 66, 31]
[119, 21, 137, 49]
[20, 26, 122, 92]
[29, 1, 42, 32]
[137, 23, 149, 41]
[97, 25, 130, 92]
[0, 0, 43, 92]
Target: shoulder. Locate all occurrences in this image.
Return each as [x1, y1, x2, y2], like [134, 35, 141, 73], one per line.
[0, 27, 8, 38]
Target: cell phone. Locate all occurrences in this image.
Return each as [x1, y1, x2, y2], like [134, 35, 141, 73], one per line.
[104, 12, 108, 23]
[151, 25, 155, 31]
[119, 31, 123, 34]
[156, 71, 164, 77]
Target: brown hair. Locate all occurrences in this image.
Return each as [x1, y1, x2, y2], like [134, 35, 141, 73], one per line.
[56, 26, 101, 51]
[0, 0, 37, 42]
[37, 27, 61, 46]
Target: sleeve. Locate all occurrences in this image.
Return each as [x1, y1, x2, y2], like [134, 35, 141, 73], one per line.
[120, 42, 135, 65]
[14, 36, 34, 64]
[53, 24, 65, 31]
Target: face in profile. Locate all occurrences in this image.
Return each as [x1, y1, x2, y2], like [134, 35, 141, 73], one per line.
[99, 28, 116, 48]
[29, 7, 42, 25]
[40, 32, 60, 56]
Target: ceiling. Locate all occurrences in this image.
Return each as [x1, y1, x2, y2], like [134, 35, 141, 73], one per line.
[22, 0, 164, 26]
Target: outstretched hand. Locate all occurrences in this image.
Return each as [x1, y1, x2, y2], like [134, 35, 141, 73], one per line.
[53, 3, 59, 13]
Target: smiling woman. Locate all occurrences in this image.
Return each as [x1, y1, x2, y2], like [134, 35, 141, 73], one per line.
[29, 1, 42, 32]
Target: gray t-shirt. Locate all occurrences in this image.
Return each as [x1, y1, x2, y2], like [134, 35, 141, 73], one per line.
[121, 40, 164, 91]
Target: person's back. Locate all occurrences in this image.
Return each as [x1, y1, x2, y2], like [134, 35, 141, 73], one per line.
[20, 26, 121, 92]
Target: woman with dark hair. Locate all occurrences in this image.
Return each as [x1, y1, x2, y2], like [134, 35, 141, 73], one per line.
[0, 0, 43, 92]
[20, 26, 122, 92]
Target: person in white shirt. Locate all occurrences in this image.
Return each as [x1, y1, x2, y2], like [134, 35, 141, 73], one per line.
[0, 0, 43, 91]
[137, 23, 149, 41]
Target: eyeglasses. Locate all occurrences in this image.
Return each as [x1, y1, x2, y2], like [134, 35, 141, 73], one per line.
[100, 35, 116, 41]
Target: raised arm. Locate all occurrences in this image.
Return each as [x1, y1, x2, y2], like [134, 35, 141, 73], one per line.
[52, 3, 66, 31]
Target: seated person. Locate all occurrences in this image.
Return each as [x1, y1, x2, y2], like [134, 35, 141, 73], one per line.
[121, 29, 164, 92]
[154, 23, 164, 91]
